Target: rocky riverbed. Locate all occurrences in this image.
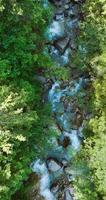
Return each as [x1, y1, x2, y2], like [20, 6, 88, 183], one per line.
[31, 0, 90, 200]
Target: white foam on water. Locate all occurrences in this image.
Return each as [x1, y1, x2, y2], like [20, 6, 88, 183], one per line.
[32, 79, 84, 200]
[49, 82, 66, 112]
[49, 82, 60, 111]
[48, 20, 64, 41]
[32, 159, 56, 200]
[74, 78, 83, 93]
[50, 21, 61, 36]
[59, 113, 71, 131]
[61, 48, 69, 65]
[50, 46, 69, 66]
[49, 82, 71, 113]
[64, 130, 80, 151]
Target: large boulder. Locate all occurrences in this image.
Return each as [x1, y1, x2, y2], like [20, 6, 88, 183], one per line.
[58, 134, 70, 148]
[64, 189, 73, 200]
[54, 37, 70, 54]
[46, 158, 62, 172]
[64, 188, 74, 200]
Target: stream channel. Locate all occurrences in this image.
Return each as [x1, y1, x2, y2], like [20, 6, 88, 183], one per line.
[32, 0, 88, 200]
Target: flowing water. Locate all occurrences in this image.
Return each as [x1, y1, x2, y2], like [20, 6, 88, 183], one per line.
[32, 1, 87, 199]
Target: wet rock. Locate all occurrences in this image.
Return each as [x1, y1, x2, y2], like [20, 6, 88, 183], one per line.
[69, 40, 77, 51]
[62, 159, 68, 166]
[64, 188, 73, 200]
[70, 4, 80, 16]
[65, 4, 70, 10]
[50, 182, 59, 194]
[65, 167, 74, 175]
[56, 122, 64, 132]
[54, 37, 70, 54]
[65, 0, 71, 3]
[58, 134, 70, 148]
[47, 158, 62, 172]
[73, 0, 86, 3]
[55, 12, 64, 21]
[74, 112, 83, 128]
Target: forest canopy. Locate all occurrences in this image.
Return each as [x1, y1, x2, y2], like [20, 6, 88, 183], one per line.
[0, 1, 52, 199]
[0, 0, 106, 200]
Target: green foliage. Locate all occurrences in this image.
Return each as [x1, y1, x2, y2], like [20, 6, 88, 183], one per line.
[72, 1, 106, 200]
[46, 65, 70, 80]
[72, 150, 97, 200]
[72, 0, 106, 70]
[85, 73, 106, 199]
[0, 0, 53, 199]
[0, 83, 37, 200]
[0, 0, 52, 80]
[0, 80, 54, 200]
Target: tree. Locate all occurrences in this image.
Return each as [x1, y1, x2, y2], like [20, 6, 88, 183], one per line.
[0, 1, 53, 199]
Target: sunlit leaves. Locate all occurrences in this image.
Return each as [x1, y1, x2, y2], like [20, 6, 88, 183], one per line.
[0, 1, 52, 199]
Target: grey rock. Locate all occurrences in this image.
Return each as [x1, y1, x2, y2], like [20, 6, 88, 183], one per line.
[54, 37, 70, 54]
[55, 12, 64, 21]
[47, 159, 62, 172]
[65, 4, 70, 10]
[64, 189, 73, 200]
[51, 183, 59, 194]
[65, 0, 71, 3]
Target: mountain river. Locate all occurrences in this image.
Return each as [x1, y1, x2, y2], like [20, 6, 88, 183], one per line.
[32, 1, 88, 200]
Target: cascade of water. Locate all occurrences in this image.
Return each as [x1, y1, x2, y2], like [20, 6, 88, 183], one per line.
[64, 130, 80, 151]
[32, 160, 56, 200]
[32, 1, 86, 199]
[46, 20, 65, 41]
[50, 47, 70, 66]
